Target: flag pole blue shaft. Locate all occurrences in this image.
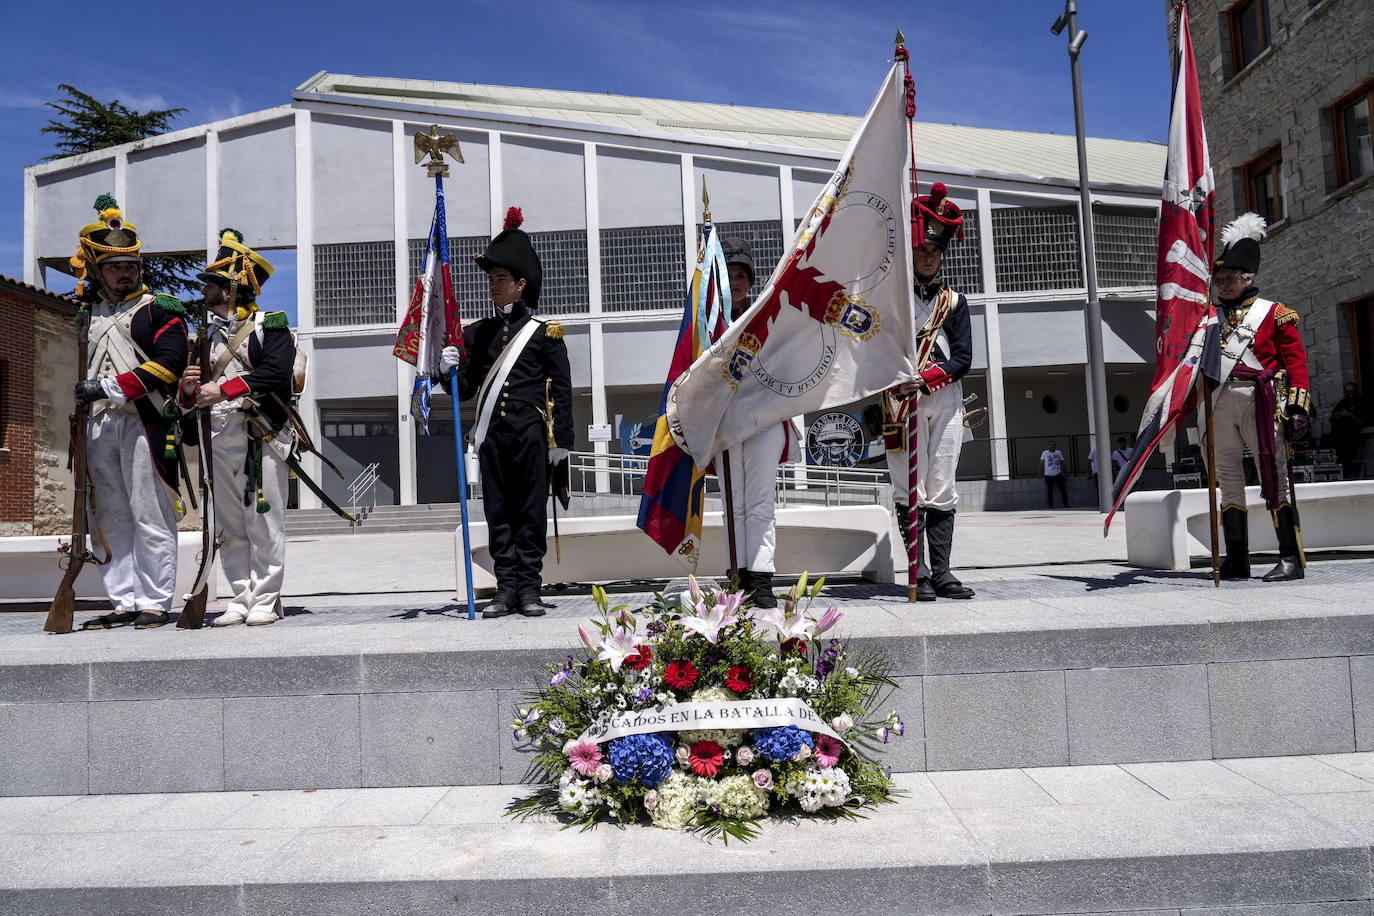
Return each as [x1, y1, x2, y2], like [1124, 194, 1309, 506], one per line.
[450, 365, 476, 619]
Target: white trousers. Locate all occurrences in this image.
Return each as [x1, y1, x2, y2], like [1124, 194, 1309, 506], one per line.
[725, 422, 784, 573]
[86, 410, 178, 613]
[1207, 379, 1291, 509]
[885, 381, 963, 512]
[210, 410, 289, 619]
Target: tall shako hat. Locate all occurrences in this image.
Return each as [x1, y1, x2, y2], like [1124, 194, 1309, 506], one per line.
[199, 228, 274, 298]
[914, 183, 963, 251]
[1214, 212, 1266, 274]
[721, 237, 755, 285]
[474, 207, 543, 307]
[72, 193, 142, 297]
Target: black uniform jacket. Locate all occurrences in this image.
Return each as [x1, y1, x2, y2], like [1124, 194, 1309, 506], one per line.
[439, 301, 574, 450]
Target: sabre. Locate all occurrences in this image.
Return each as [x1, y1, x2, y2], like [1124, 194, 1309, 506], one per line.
[546, 378, 561, 564]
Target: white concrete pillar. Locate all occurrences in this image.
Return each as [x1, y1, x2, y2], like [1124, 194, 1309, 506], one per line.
[584, 141, 610, 493]
[976, 189, 1010, 480]
[393, 120, 418, 506]
[23, 167, 38, 286]
[293, 110, 321, 509]
[113, 151, 128, 215]
[205, 130, 220, 259]
[680, 154, 696, 279]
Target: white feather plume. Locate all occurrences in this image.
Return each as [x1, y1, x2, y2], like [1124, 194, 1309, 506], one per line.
[1219, 212, 1267, 248]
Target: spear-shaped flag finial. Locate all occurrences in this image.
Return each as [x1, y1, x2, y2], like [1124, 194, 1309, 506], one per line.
[702, 178, 712, 223]
[895, 29, 905, 52]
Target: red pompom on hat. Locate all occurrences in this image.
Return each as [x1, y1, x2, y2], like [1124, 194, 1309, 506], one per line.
[504, 206, 523, 230]
[914, 182, 963, 250]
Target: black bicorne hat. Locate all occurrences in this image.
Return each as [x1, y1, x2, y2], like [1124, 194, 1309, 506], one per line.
[474, 206, 542, 307]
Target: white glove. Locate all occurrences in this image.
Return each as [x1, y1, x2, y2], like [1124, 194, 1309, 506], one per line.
[439, 346, 463, 374]
[548, 447, 570, 464]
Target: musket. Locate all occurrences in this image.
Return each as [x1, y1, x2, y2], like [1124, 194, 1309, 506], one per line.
[46, 309, 110, 633]
[179, 301, 221, 628]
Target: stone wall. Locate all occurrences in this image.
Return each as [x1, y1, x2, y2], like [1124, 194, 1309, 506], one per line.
[1184, 0, 1374, 433]
[32, 304, 78, 536]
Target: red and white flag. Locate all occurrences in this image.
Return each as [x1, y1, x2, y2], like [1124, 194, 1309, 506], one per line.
[667, 63, 917, 465]
[1105, 0, 1216, 533]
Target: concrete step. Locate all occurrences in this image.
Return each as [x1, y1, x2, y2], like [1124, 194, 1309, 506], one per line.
[3, 759, 1374, 914]
[4, 562, 1374, 796]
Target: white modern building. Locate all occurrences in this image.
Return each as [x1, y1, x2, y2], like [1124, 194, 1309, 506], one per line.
[23, 71, 1167, 509]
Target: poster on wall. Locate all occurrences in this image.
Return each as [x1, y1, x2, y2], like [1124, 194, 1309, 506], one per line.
[806, 412, 867, 467]
[617, 415, 657, 469]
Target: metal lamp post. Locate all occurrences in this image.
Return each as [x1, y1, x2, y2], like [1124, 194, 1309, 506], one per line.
[1053, 0, 1113, 511]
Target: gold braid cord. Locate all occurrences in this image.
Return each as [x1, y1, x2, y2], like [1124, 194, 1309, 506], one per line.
[71, 236, 141, 297]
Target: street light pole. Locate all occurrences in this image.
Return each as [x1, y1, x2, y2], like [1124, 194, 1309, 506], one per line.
[1053, 0, 1113, 512]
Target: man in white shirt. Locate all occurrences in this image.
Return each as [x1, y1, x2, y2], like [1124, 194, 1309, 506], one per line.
[1110, 437, 1134, 479]
[1039, 441, 1068, 508]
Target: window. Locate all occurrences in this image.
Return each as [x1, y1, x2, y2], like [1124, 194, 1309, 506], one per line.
[941, 209, 983, 294]
[991, 205, 1083, 292]
[1352, 296, 1374, 394]
[1228, 0, 1270, 73]
[1333, 82, 1374, 187]
[314, 241, 396, 327]
[1093, 206, 1157, 288]
[1243, 146, 1284, 224]
[600, 225, 686, 313]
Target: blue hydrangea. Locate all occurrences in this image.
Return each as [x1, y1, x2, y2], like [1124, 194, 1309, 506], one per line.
[753, 725, 814, 762]
[607, 733, 674, 787]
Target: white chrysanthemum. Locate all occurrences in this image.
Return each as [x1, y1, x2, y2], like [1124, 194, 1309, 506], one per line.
[648, 772, 702, 830]
[558, 769, 605, 816]
[787, 765, 851, 812]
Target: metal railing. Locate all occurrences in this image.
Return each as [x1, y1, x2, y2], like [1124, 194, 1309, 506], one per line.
[347, 462, 381, 531]
[563, 450, 891, 509]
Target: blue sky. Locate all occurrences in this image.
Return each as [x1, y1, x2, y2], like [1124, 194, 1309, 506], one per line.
[1, 0, 1171, 322]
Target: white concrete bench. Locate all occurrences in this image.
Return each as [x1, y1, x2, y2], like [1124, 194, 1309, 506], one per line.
[453, 506, 901, 599]
[1124, 481, 1374, 571]
[0, 533, 212, 603]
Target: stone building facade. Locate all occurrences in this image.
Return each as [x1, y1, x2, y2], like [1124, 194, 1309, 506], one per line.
[1181, 0, 1374, 443]
[0, 276, 78, 535]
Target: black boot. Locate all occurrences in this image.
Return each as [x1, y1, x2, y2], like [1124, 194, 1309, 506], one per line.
[1261, 504, 1305, 582]
[736, 567, 752, 595]
[750, 570, 778, 608]
[914, 507, 937, 601]
[926, 508, 974, 599]
[1218, 505, 1250, 580]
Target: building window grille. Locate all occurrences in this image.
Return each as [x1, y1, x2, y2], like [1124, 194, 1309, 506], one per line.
[600, 225, 687, 313]
[940, 209, 983, 294]
[1093, 206, 1157, 288]
[714, 219, 786, 302]
[408, 235, 491, 323]
[991, 205, 1083, 291]
[1228, 0, 1270, 73]
[529, 229, 589, 317]
[314, 241, 397, 327]
[1243, 146, 1284, 225]
[1333, 81, 1374, 188]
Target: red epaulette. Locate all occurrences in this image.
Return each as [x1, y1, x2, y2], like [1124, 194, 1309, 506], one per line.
[1272, 302, 1299, 327]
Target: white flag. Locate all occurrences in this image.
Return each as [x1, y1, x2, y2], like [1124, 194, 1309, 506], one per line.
[667, 64, 916, 465]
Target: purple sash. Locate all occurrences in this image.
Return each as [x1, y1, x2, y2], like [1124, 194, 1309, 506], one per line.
[1230, 364, 1281, 508]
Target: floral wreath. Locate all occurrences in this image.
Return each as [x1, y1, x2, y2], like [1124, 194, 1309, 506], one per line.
[507, 574, 905, 843]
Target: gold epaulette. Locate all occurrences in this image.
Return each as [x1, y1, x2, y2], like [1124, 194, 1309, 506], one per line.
[1272, 303, 1299, 327]
[544, 320, 564, 340]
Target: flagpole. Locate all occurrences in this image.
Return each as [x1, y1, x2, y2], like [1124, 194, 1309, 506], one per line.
[1201, 374, 1221, 587]
[721, 450, 740, 585]
[896, 30, 922, 602]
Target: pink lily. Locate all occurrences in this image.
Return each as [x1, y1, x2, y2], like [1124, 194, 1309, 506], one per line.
[813, 606, 843, 637]
[578, 623, 597, 652]
[679, 590, 744, 644]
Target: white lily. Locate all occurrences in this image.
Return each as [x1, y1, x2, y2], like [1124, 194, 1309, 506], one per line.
[759, 603, 813, 641]
[597, 626, 640, 672]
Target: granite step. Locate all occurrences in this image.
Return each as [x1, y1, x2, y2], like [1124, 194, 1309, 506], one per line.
[3, 758, 1374, 915]
[4, 566, 1374, 796]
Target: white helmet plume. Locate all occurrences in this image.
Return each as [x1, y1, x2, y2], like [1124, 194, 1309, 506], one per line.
[1219, 212, 1267, 249]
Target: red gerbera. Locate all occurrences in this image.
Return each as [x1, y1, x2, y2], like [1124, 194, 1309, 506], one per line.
[780, 638, 810, 657]
[625, 644, 654, 671]
[725, 664, 753, 694]
[663, 659, 699, 690]
[688, 740, 724, 777]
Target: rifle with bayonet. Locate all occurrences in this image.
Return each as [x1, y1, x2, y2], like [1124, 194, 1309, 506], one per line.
[46, 308, 110, 633]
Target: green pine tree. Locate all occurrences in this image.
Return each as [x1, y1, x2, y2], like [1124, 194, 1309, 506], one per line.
[42, 84, 204, 301]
